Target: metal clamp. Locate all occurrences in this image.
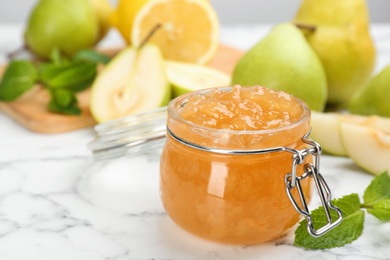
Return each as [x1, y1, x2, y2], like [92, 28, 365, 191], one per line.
[285, 133, 343, 237]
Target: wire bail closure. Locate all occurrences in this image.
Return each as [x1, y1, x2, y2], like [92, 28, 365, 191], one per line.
[285, 132, 343, 237]
[167, 127, 343, 238]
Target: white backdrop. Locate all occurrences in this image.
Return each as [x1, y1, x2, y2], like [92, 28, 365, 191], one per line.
[0, 0, 389, 24]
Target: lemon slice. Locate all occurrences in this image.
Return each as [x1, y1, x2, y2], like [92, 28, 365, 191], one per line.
[132, 0, 219, 64]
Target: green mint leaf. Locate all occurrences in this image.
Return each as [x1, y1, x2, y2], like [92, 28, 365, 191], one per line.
[48, 89, 80, 115]
[73, 49, 111, 64]
[39, 61, 97, 92]
[294, 193, 364, 249]
[38, 63, 71, 82]
[0, 60, 37, 101]
[363, 171, 390, 221]
[366, 199, 390, 221]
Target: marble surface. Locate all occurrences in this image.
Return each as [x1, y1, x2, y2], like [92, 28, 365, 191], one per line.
[1, 24, 390, 260]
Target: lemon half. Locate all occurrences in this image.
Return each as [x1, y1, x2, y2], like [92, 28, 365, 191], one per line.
[131, 0, 219, 64]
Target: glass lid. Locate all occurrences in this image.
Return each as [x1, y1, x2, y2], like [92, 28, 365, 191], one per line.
[88, 107, 167, 160]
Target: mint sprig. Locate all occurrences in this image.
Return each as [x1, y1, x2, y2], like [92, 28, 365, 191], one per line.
[48, 89, 80, 115]
[294, 171, 390, 249]
[0, 60, 37, 101]
[0, 49, 110, 115]
[39, 62, 97, 92]
[363, 172, 390, 221]
[73, 49, 111, 64]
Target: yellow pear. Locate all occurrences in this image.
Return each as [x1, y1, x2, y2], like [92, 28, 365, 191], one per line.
[89, 0, 113, 42]
[110, 0, 149, 44]
[294, 0, 376, 105]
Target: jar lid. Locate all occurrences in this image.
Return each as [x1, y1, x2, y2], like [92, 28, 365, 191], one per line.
[87, 107, 167, 160]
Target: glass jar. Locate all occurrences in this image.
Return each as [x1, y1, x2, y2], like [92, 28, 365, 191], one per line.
[160, 86, 313, 244]
[80, 86, 341, 244]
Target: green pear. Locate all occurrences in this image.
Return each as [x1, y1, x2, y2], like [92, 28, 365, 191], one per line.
[231, 23, 327, 111]
[90, 44, 171, 123]
[349, 65, 390, 117]
[293, 0, 376, 105]
[25, 0, 99, 58]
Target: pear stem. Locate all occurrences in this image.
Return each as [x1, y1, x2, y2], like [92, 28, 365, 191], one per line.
[139, 23, 162, 48]
[294, 23, 316, 33]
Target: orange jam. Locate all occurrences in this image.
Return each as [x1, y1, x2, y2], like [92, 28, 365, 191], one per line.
[160, 85, 312, 244]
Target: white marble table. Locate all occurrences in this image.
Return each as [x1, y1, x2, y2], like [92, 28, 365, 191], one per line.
[1, 24, 390, 260]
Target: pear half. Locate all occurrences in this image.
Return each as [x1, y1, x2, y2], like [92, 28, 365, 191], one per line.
[90, 45, 170, 122]
[165, 61, 230, 98]
[340, 123, 390, 175]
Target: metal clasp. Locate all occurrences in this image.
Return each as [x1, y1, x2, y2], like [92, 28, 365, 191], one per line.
[284, 132, 343, 237]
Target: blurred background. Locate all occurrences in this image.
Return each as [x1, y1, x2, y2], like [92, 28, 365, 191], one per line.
[1, 0, 390, 24]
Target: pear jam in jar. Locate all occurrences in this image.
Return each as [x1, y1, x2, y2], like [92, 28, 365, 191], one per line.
[160, 85, 313, 244]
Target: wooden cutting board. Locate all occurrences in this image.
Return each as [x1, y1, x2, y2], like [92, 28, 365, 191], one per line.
[0, 44, 244, 133]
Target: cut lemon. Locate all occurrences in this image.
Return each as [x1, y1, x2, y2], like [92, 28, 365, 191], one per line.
[165, 60, 230, 97]
[132, 0, 219, 64]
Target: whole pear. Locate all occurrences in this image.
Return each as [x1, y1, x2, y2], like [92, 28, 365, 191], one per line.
[25, 0, 99, 58]
[110, 0, 149, 44]
[293, 0, 376, 105]
[89, 0, 112, 42]
[349, 65, 390, 117]
[231, 23, 327, 111]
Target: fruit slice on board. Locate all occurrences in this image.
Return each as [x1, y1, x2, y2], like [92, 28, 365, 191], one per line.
[90, 44, 170, 123]
[165, 61, 230, 98]
[131, 0, 219, 64]
[340, 122, 390, 175]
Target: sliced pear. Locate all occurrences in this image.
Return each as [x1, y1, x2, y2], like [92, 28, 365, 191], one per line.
[165, 60, 230, 98]
[340, 123, 390, 175]
[90, 45, 170, 123]
[311, 112, 368, 156]
[311, 111, 347, 156]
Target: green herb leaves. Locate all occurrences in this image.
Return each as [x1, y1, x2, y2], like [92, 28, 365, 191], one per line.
[294, 171, 390, 249]
[0, 49, 110, 115]
[363, 172, 390, 221]
[0, 60, 37, 101]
